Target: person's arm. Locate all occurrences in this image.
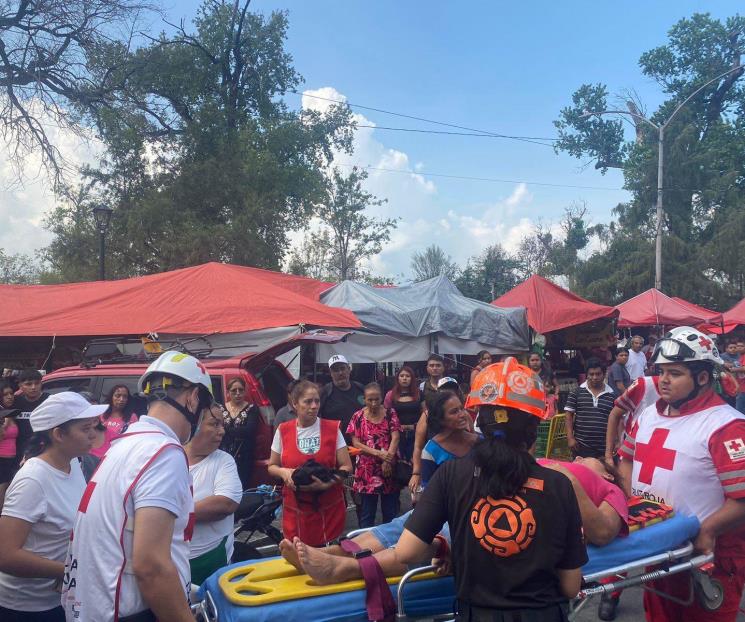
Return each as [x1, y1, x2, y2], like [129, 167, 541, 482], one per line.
[409, 409, 428, 492]
[393, 528, 432, 566]
[131, 507, 195, 622]
[695, 499, 745, 554]
[564, 391, 577, 450]
[617, 456, 633, 497]
[0, 516, 64, 579]
[351, 435, 384, 459]
[542, 464, 623, 546]
[557, 568, 582, 599]
[268, 450, 296, 490]
[194, 496, 239, 523]
[336, 445, 352, 475]
[605, 405, 627, 463]
[387, 429, 400, 459]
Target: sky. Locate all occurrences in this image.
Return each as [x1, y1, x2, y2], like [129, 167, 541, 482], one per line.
[1, 0, 742, 280]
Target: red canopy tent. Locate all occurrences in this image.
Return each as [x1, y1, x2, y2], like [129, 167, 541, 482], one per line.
[615, 289, 723, 328]
[0, 262, 359, 337]
[699, 298, 745, 334]
[491, 275, 617, 334]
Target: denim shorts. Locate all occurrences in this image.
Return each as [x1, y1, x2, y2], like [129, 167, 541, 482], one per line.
[370, 509, 451, 549]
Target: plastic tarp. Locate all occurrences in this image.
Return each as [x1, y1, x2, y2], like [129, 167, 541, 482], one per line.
[491, 275, 617, 334]
[0, 262, 359, 337]
[318, 276, 529, 358]
[616, 289, 723, 328]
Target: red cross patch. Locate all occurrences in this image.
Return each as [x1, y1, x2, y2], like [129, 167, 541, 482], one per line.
[635, 428, 677, 484]
[725, 438, 745, 462]
[699, 336, 713, 351]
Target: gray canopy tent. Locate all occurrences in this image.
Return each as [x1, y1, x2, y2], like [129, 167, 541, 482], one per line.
[316, 276, 529, 363]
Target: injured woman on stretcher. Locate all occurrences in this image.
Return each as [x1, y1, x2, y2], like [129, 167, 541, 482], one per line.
[279, 455, 629, 586]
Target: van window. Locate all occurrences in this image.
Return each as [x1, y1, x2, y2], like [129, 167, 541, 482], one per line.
[99, 376, 147, 416]
[43, 377, 93, 395]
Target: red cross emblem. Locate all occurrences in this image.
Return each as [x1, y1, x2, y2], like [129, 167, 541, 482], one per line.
[699, 336, 713, 351]
[635, 428, 677, 485]
[728, 439, 743, 452]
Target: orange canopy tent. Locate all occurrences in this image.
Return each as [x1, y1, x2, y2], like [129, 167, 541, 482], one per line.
[491, 275, 617, 334]
[0, 262, 359, 337]
[615, 289, 722, 328]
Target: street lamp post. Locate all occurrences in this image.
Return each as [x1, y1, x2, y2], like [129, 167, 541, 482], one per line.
[92, 205, 113, 281]
[582, 65, 742, 291]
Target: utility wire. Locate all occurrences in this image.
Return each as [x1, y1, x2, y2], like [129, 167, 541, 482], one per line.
[336, 163, 624, 191]
[293, 90, 559, 144]
[355, 124, 556, 147]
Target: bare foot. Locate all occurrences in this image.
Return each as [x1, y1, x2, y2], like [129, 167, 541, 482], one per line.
[293, 537, 360, 585]
[279, 538, 302, 571]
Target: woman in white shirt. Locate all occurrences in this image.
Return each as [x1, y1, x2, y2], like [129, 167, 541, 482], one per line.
[186, 403, 243, 585]
[0, 392, 104, 622]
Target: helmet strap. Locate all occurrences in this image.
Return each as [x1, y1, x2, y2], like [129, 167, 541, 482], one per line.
[154, 394, 202, 440]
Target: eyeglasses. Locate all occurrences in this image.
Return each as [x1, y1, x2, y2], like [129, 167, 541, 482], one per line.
[229, 388, 244, 394]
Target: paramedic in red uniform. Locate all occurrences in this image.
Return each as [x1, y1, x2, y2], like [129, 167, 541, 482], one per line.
[618, 326, 745, 622]
[268, 380, 352, 547]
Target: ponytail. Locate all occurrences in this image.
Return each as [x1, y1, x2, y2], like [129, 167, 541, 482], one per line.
[23, 431, 53, 460]
[473, 411, 539, 499]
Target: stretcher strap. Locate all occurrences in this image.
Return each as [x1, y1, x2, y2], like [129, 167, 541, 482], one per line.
[340, 538, 397, 622]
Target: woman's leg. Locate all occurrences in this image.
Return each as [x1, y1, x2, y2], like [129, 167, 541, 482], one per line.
[380, 491, 399, 524]
[358, 493, 378, 527]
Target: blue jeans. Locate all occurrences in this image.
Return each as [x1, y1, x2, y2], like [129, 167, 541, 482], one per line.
[737, 393, 745, 415]
[359, 492, 399, 527]
[371, 509, 451, 548]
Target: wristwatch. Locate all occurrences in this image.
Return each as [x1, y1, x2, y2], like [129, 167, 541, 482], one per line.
[352, 548, 373, 559]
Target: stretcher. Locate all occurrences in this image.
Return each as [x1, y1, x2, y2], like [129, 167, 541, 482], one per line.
[192, 513, 718, 622]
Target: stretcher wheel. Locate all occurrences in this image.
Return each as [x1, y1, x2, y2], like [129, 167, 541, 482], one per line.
[695, 576, 724, 611]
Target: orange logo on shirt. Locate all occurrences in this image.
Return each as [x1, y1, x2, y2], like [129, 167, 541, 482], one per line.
[471, 495, 536, 557]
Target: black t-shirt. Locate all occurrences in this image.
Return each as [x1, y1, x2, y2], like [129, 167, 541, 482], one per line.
[392, 399, 421, 427]
[12, 391, 50, 461]
[319, 382, 365, 441]
[420, 379, 439, 408]
[405, 454, 587, 610]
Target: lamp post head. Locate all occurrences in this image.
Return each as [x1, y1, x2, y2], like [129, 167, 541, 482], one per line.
[92, 205, 113, 233]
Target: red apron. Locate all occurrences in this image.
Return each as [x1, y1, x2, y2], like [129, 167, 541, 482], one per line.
[279, 418, 346, 546]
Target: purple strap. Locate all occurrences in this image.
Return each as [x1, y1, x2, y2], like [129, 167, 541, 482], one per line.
[340, 538, 397, 622]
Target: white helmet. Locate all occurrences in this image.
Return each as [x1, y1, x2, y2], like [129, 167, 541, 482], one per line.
[650, 326, 724, 367]
[138, 351, 213, 396]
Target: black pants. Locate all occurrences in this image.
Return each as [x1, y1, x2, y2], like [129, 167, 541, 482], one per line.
[0, 605, 66, 622]
[455, 600, 569, 622]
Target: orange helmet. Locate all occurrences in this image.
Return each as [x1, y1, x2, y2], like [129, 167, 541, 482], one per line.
[466, 357, 548, 420]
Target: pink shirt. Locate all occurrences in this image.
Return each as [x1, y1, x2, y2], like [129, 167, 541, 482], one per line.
[539, 458, 629, 536]
[0, 419, 18, 457]
[100, 414, 138, 435]
[90, 414, 138, 459]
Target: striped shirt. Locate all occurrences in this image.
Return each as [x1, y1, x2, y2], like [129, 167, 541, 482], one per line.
[565, 382, 615, 455]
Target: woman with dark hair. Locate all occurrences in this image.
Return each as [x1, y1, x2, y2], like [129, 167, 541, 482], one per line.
[0, 383, 20, 511]
[1, 383, 14, 409]
[383, 366, 420, 464]
[0, 392, 103, 621]
[395, 358, 587, 621]
[347, 383, 401, 527]
[269, 380, 352, 546]
[470, 350, 493, 385]
[420, 391, 479, 486]
[100, 385, 137, 434]
[222, 377, 260, 489]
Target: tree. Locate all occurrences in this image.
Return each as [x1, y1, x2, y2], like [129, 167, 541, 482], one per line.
[410, 244, 458, 281]
[316, 167, 396, 281]
[0, 249, 38, 284]
[287, 229, 334, 280]
[455, 244, 520, 302]
[43, 1, 355, 279]
[554, 13, 745, 306]
[0, 0, 153, 180]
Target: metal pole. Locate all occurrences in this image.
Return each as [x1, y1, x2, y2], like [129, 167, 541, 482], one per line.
[99, 229, 106, 281]
[654, 125, 665, 291]
[655, 126, 664, 291]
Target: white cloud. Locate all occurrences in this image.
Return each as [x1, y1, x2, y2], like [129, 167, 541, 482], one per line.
[0, 111, 102, 256]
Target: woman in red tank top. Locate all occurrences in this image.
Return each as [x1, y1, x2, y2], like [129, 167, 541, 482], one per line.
[268, 380, 352, 546]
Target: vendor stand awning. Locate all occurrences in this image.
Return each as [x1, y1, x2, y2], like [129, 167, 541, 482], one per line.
[491, 275, 617, 334]
[615, 289, 722, 328]
[0, 262, 359, 337]
[700, 298, 745, 334]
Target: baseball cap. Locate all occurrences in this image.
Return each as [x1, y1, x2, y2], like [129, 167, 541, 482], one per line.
[328, 354, 350, 368]
[437, 377, 459, 389]
[30, 391, 108, 432]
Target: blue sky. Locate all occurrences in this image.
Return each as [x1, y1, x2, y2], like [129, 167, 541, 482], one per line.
[2, 0, 742, 279]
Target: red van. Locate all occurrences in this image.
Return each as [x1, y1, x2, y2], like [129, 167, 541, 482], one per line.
[41, 331, 347, 485]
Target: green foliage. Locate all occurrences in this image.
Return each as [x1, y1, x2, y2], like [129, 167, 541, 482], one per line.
[411, 244, 458, 282]
[0, 250, 39, 284]
[553, 13, 745, 307]
[43, 1, 354, 280]
[455, 244, 521, 302]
